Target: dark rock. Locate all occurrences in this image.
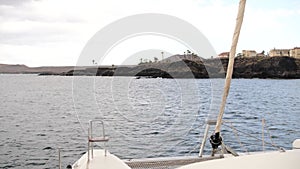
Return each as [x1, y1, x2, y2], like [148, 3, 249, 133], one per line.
[136, 68, 173, 78]
[42, 147, 53, 150]
[38, 72, 60, 76]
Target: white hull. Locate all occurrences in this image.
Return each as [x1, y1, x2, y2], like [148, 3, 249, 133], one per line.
[72, 148, 300, 169]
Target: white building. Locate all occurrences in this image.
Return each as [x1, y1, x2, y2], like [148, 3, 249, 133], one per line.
[290, 47, 300, 59]
[269, 48, 290, 57]
[242, 50, 257, 57]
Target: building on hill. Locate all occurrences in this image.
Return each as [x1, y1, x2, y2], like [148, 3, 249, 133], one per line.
[242, 50, 257, 57]
[269, 48, 290, 57]
[290, 47, 300, 59]
[218, 52, 229, 58]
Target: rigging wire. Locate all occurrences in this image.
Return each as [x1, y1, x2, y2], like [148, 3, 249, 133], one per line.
[227, 121, 249, 153]
[222, 122, 284, 151]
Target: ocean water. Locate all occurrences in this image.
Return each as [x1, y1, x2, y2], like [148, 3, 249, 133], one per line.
[0, 74, 299, 168]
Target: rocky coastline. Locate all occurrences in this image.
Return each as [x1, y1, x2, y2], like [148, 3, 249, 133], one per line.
[62, 56, 300, 79]
[1, 56, 300, 79]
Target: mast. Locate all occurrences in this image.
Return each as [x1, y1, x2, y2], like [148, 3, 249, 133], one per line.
[210, 0, 247, 151]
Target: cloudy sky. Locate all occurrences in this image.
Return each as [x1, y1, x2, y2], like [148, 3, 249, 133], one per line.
[0, 0, 299, 66]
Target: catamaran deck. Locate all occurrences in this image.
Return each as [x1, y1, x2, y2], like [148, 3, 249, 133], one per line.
[72, 149, 300, 169]
[72, 149, 224, 169]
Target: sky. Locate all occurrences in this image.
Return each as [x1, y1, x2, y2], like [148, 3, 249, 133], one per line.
[0, 0, 299, 66]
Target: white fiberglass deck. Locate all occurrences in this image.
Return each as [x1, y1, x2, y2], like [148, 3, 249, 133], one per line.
[72, 150, 130, 169]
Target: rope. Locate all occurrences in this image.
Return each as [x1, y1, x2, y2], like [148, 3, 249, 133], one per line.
[215, 0, 247, 134]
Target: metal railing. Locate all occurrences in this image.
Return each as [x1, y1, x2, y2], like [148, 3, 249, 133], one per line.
[87, 120, 109, 161]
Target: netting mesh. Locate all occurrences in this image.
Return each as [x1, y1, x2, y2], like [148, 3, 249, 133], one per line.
[125, 156, 221, 169]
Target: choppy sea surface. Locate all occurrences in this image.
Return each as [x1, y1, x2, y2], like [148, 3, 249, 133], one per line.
[0, 74, 299, 169]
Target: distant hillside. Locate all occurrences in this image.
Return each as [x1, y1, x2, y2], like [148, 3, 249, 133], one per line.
[0, 64, 31, 73]
[0, 64, 74, 74]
